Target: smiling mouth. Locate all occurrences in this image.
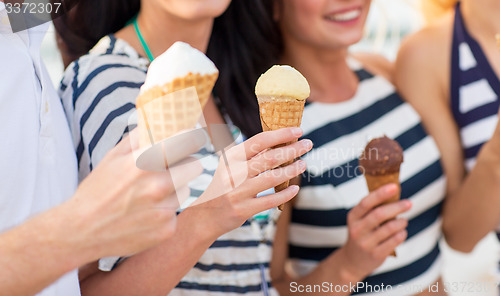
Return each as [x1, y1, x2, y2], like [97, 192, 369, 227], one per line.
[325, 9, 362, 22]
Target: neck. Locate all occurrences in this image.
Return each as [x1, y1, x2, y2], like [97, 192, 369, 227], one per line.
[135, 2, 214, 57]
[281, 37, 357, 103]
[462, 0, 500, 38]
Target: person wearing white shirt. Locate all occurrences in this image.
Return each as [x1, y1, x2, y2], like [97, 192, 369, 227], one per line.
[0, 2, 311, 295]
[0, 2, 201, 295]
[0, 0, 207, 293]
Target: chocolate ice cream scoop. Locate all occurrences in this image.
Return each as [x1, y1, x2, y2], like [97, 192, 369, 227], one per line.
[359, 136, 404, 257]
[359, 136, 403, 175]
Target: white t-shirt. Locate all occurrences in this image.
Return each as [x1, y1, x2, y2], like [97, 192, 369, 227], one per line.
[0, 6, 80, 296]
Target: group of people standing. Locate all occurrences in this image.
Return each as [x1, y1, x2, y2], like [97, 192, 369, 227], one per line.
[1, 0, 500, 295]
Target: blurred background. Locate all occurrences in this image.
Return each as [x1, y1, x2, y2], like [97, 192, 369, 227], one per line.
[40, 0, 500, 294]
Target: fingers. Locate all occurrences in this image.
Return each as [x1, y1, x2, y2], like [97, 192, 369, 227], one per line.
[373, 230, 408, 259]
[244, 185, 300, 214]
[243, 128, 304, 159]
[365, 218, 408, 249]
[244, 160, 307, 197]
[358, 200, 412, 234]
[247, 139, 313, 177]
[348, 184, 400, 222]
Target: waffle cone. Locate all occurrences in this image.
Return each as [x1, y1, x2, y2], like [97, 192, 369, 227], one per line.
[364, 172, 401, 256]
[136, 73, 218, 148]
[496, 34, 500, 52]
[258, 96, 305, 210]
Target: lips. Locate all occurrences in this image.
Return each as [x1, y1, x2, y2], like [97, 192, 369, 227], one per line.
[325, 8, 362, 22]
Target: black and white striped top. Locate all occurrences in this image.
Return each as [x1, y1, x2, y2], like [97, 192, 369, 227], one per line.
[288, 58, 446, 295]
[450, 3, 500, 172]
[59, 35, 279, 296]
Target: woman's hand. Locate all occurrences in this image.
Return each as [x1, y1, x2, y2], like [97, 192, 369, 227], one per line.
[191, 127, 313, 236]
[338, 184, 412, 281]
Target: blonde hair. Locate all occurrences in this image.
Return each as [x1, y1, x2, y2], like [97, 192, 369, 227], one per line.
[421, 0, 459, 24]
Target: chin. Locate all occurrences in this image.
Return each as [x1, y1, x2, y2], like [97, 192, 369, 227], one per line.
[323, 32, 365, 49]
[181, 0, 231, 20]
[343, 33, 365, 47]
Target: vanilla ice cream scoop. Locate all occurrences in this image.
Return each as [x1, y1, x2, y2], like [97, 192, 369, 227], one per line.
[254, 65, 309, 211]
[141, 41, 218, 93]
[255, 65, 310, 100]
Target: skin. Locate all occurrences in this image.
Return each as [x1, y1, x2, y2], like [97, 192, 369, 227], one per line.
[76, 0, 314, 295]
[0, 1, 310, 294]
[270, 0, 445, 295]
[0, 131, 201, 296]
[81, 128, 312, 296]
[395, 0, 500, 252]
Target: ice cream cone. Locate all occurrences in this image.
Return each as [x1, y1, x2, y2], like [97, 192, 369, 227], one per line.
[258, 96, 305, 210]
[359, 136, 404, 256]
[255, 65, 310, 211]
[496, 34, 500, 51]
[364, 173, 401, 203]
[136, 73, 218, 147]
[135, 42, 218, 149]
[136, 72, 218, 113]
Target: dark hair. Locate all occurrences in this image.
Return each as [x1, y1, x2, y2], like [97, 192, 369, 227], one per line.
[53, 0, 140, 62]
[207, 0, 281, 137]
[54, 0, 280, 138]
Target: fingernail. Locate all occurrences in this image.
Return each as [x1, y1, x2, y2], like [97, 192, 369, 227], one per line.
[397, 230, 407, 240]
[385, 184, 398, 194]
[291, 127, 303, 137]
[288, 185, 300, 193]
[297, 160, 307, 170]
[302, 139, 313, 149]
[401, 200, 412, 208]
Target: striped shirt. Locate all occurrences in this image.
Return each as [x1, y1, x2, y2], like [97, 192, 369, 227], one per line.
[59, 35, 279, 296]
[289, 58, 446, 296]
[450, 3, 500, 171]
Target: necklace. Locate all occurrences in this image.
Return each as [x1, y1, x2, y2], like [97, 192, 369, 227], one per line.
[132, 17, 154, 62]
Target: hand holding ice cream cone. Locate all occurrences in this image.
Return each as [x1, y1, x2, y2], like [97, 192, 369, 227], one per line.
[255, 65, 310, 210]
[359, 136, 404, 256]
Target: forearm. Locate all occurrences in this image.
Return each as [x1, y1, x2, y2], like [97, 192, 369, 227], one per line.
[274, 248, 362, 296]
[0, 204, 91, 296]
[443, 139, 500, 252]
[80, 207, 219, 296]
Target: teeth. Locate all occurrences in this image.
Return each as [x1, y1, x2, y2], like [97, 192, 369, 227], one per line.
[326, 9, 361, 22]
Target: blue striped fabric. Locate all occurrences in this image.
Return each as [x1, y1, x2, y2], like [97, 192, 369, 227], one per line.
[59, 35, 279, 296]
[288, 58, 446, 296]
[450, 3, 500, 171]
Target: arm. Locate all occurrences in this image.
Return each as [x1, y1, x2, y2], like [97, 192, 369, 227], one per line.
[79, 128, 313, 295]
[395, 26, 500, 252]
[0, 132, 200, 296]
[271, 185, 411, 296]
[0, 203, 96, 296]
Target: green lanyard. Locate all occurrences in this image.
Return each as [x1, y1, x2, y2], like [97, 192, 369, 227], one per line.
[132, 17, 154, 62]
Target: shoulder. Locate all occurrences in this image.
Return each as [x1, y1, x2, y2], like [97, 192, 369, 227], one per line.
[59, 36, 147, 106]
[395, 13, 453, 100]
[59, 36, 147, 119]
[351, 52, 394, 83]
[58, 36, 147, 165]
